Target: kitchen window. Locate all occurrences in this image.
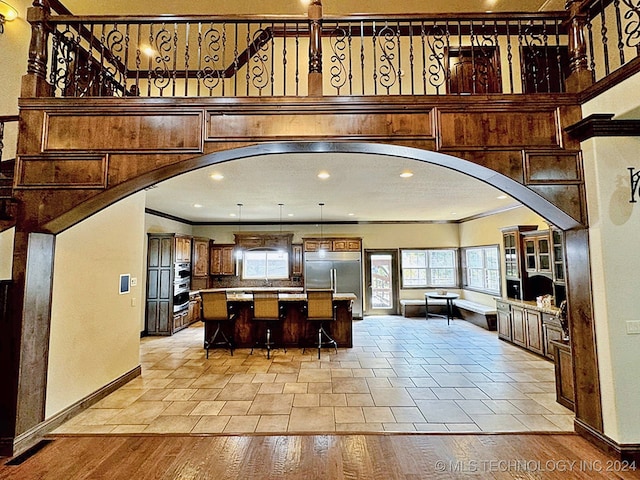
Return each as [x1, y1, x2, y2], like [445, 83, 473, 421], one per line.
[400, 249, 457, 288]
[461, 245, 500, 295]
[242, 249, 289, 280]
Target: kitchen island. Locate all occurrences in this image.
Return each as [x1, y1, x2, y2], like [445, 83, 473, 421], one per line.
[198, 289, 355, 350]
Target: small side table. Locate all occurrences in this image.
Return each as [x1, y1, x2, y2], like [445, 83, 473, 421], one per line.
[425, 292, 459, 325]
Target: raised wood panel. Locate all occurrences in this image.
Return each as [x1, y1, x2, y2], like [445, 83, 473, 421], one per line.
[528, 185, 585, 225]
[525, 151, 583, 184]
[207, 112, 434, 141]
[15, 155, 107, 189]
[447, 150, 525, 182]
[193, 238, 210, 278]
[525, 309, 544, 355]
[44, 112, 203, 152]
[438, 110, 560, 149]
[511, 306, 527, 348]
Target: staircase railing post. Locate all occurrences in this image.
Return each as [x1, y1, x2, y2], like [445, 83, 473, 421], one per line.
[564, 0, 593, 92]
[21, 0, 52, 97]
[308, 0, 323, 96]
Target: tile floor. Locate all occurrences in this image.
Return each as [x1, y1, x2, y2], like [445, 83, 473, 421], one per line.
[52, 315, 574, 435]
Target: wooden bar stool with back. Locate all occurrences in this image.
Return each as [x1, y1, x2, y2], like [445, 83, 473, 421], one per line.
[250, 291, 286, 359]
[304, 289, 338, 359]
[200, 291, 236, 358]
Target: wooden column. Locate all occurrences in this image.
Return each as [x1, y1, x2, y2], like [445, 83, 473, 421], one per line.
[21, 0, 52, 98]
[308, 0, 323, 97]
[564, 0, 593, 93]
[564, 228, 603, 434]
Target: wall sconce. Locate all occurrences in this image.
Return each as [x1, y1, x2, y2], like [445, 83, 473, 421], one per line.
[0, 1, 18, 35]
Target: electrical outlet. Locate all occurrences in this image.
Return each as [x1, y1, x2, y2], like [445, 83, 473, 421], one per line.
[626, 321, 640, 334]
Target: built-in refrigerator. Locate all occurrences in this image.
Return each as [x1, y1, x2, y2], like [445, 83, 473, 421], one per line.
[304, 251, 363, 318]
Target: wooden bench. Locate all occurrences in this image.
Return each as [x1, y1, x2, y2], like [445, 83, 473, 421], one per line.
[453, 299, 497, 331]
[400, 298, 447, 318]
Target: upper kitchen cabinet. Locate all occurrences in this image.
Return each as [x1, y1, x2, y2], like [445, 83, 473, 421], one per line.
[303, 237, 362, 252]
[174, 235, 192, 263]
[500, 225, 537, 300]
[210, 244, 235, 276]
[522, 230, 552, 275]
[191, 237, 211, 289]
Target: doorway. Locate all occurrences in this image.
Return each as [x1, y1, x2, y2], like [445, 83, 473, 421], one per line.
[364, 249, 399, 315]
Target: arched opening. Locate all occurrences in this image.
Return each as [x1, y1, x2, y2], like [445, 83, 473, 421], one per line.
[43, 141, 591, 437]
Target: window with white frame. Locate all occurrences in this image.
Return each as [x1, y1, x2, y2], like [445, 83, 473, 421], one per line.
[461, 245, 500, 294]
[400, 249, 457, 288]
[242, 249, 289, 280]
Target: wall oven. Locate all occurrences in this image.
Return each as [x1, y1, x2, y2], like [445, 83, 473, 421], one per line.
[173, 264, 191, 312]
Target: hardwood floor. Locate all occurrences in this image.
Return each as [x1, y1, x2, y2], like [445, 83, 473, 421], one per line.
[1, 433, 639, 479]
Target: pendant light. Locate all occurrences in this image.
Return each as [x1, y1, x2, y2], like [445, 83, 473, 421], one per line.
[318, 202, 326, 258]
[235, 203, 243, 270]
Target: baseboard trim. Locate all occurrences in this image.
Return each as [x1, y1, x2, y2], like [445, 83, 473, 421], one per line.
[2, 365, 141, 458]
[575, 419, 640, 463]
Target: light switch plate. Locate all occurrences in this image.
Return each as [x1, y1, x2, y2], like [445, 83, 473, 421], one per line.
[626, 321, 640, 334]
[130, 277, 137, 287]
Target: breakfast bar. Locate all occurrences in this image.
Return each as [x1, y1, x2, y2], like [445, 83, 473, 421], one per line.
[199, 289, 355, 350]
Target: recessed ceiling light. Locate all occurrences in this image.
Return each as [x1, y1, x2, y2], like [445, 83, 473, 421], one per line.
[210, 173, 224, 181]
[287, 213, 294, 217]
[317, 171, 330, 180]
[400, 171, 414, 178]
[193, 203, 203, 208]
[348, 213, 355, 216]
[229, 213, 237, 217]
[497, 195, 508, 200]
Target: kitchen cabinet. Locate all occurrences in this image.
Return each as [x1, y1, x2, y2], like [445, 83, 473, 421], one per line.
[191, 237, 210, 289]
[501, 225, 537, 300]
[495, 298, 558, 358]
[174, 235, 192, 263]
[189, 293, 201, 323]
[496, 299, 512, 341]
[303, 237, 362, 252]
[291, 244, 303, 277]
[210, 244, 235, 276]
[146, 233, 193, 336]
[522, 230, 552, 274]
[542, 313, 564, 360]
[551, 340, 575, 411]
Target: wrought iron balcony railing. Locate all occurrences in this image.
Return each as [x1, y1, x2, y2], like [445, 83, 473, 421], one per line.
[21, 0, 640, 99]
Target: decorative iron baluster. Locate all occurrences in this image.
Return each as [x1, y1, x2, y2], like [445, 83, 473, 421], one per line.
[196, 23, 202, 96]
[506, 20, 514, 93]
[347, 22, 353, 95]
[104, 23, 125, 96]
[329, 23, 348, 94]
[408, 20, 415, 95]
[587, 16, 597, 82]
[295, 23, 300, 96]
[360, 21, 365, 95]
[250, 25, 271, 96]
[614, 0, 626, 65]
[420, 21, 427, 94]
[221, 23, 228, 97]
[554, 19, 564, 93]
[99, 24, 107, 95]
[134, 24, 141, 96]
[152, 23, 173, 96]
[199, 23, 223, 96]
[600, 0, 611, 75]
[518, 20, 526, 92]
[426, 22, 447, 95]
[396, 21, 402, 94]
[184, 22, 190, 97]
[282, 22, 287, 96]
[245, 26, 251, 96]
[621, 0, 640, 53]
[123, 24, 130, 96]
[523, 20, 545, 93]
[372, 21, 378, 95]
[171, 23, 178, 97]
[147, 24, 153, 96]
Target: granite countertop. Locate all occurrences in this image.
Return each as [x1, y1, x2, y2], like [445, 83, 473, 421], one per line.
[194, 289, 355, 302]
[494, 297, 560, 315]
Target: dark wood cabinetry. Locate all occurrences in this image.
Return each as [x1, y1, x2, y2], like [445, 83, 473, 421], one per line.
[191, 237, 210, 289]
[496, 298, 556, 358]
[496, 300, 512, 341]
[303, 237, 362, 252]
[210, 245, 235, 276]
[501, 225, 537, 300]
[291, 244, 303, 277]
[552, 340, 575, 411]
[146, 233, 193, 336]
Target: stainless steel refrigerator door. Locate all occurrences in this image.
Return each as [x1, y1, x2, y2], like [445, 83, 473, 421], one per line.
[304, 260, 333, 290]
[333, 260, 363, 318]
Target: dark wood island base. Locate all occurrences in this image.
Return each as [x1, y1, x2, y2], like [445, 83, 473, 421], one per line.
[201, 292, 354, 351]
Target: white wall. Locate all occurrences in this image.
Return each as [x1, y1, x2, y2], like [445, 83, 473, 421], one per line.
[458, 207, 548, 304]
[581, 74, 640, 444]
[0, 228, 14, 279]
[46, 192, 146, 418]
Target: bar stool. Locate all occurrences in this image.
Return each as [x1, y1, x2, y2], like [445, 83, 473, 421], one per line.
[303, 289, 337, 359]
[250, 291, 285, 359]
[200, 291, 236, 358]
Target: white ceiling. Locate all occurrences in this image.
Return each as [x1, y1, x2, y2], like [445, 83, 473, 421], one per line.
[145, 152, 521, 223]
